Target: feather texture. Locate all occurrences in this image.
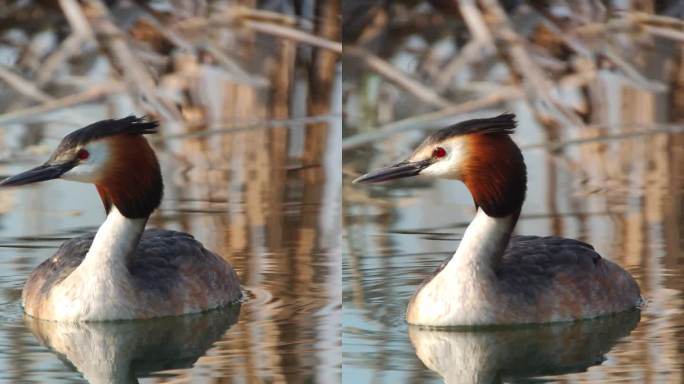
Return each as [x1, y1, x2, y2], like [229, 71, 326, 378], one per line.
[22, 228, 241, 320]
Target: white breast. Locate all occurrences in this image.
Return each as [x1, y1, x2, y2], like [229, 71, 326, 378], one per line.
[407, 210, 515, 326]
[41, 207, 147, 321]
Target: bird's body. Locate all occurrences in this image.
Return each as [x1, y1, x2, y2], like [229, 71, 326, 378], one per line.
[355, 114, 641, 327]
[1, 117, 241, 321]
[406, 212, 639, 326]
[22, 223, 240, 321]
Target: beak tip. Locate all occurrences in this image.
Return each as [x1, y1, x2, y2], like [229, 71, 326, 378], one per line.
[0, 162, 73, 188]
[353, 160, 428, 185]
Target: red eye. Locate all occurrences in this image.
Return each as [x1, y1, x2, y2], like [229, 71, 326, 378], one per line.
[77, 149, 89, 160]
[432, 147, 446, 158]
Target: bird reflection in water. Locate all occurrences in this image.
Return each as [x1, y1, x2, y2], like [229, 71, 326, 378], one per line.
[24, 305, 240, 383]
[409, 310, 640, 384]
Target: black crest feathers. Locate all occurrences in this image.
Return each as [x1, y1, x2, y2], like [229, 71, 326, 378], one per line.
[425, 114, 516, 144]
[56, 116, 158, 152]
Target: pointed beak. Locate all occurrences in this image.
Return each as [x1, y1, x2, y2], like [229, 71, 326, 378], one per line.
[0, 161, 76, 187]
[353, 159, 432, 184]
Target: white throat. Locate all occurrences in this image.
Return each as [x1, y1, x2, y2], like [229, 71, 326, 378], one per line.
[447, 209, 514, 272]
[46, 207, 148, 321]
[80, 206, 147, 269]
[407, 209, 516, 326]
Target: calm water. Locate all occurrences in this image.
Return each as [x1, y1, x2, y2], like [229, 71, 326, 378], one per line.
[0, 123, 341, 382]
[343, 122, 684, 383]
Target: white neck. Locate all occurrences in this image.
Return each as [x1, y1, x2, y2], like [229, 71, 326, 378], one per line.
[46, 207, 148, 320]
[80, 206, 147, 269]
[444, 209, 514, 274]
[407, 209, 516, 326]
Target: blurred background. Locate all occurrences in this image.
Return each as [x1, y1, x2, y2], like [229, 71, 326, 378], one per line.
[0, 0, 340, 382]
[343, 1, 683, 383]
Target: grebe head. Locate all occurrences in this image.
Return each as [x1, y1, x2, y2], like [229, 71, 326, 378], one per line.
[354, 113, 527, 217]
[0, 116, 162, 219]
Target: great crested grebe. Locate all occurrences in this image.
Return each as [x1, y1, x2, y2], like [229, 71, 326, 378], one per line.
[354, 114, 641, 327]
[0, 116, 241, 321]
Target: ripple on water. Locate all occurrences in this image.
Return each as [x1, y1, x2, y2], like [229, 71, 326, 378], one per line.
[242, 284, 274, 307]
[0, 274, 26, 323]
